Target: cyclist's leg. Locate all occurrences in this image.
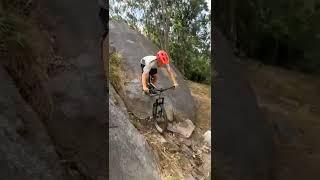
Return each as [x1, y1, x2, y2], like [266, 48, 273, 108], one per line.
[151, 74, 157, 84]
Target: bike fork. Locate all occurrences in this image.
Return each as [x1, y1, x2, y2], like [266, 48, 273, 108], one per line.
[152, 105, 161, 119]
[152, 98, 164, 119]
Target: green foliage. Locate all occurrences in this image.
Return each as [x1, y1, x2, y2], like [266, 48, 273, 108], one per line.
[109, 52, 124, 92]
[185, 55, 211, 84]
[217, 0, 320, 74]
[110, 0, 211, 84]
[167, 0, 211, 83]
[0, 13, 31, 59]
[0, 5, 54, 122]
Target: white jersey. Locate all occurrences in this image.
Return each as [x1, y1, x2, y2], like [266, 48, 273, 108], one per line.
[140, 55, 170, 73]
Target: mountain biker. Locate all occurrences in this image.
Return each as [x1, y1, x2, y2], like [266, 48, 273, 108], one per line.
[141, 50, 178, 93]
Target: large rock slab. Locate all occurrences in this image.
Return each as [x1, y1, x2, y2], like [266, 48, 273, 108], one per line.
[47, 51, 107, 178]
[109, 21, 196, 122]
[109, 84, 161, 180]
[40, 0, 108, 178]
[0, 66, 66, 180]
[213, 28, 274, 179]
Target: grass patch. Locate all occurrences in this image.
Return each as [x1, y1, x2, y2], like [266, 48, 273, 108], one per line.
[243, 58, 320, 180]
[242, 58, 320, 109]
[109, 52, 125, 93]
[0, 14, 31, 58]
[0, 11, 53, 122]
[144, 133, 183, 179]
[127, 113, 184, 179]
[187, 80, 211, 131]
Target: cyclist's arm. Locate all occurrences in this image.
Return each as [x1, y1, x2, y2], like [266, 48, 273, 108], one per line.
[141, 72, 148, 89]
[141, 64, 151, 90]
[165, 65, 177, 85]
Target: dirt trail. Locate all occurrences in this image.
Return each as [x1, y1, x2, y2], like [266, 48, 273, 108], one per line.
[128, 80, 211, 180]
[213, 28, 274, 180]
[241, 59, 320, 180]
[187, 80, 211, 132]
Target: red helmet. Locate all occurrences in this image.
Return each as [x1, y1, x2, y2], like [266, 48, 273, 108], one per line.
[156, 50, 169, 64]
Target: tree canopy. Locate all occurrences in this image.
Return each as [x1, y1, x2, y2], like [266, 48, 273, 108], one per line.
[216, 0, 320, 74]
[110, 0, 211, 84]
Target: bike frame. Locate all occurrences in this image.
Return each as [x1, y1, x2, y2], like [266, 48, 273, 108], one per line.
[152, 96, 164, 119]
[147, 74, 174, 127]
[147, 75, 174, 133]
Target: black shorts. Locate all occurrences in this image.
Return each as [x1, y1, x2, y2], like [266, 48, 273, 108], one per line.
[99, 8, 108, 31]
[141, 64, 157, 76]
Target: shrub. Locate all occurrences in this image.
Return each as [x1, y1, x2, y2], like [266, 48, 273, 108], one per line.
[109, 52, 125, 93]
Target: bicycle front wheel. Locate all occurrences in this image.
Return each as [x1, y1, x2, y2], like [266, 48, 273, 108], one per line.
[154, 104, 168, 134]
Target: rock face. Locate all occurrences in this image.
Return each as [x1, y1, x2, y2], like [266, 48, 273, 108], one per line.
[37, 0, 108, 178]
[213, 28, 274, 179]
[109, 84, 161, 180]
[0, 66, 65, 180]
[109, 21, 196, 122]
[47, 51, 107, 178]
[1, 0, 108, 178]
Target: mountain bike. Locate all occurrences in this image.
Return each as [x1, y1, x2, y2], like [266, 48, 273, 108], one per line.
[146, 75, 175, 133]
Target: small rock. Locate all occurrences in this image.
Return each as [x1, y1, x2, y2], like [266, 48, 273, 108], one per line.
[179, 156, 192, 170]
[194, 154, 203, 166]
[194, 167, 206, 178]
[191, 144, 198, 152]
[180, 144, 193, 158]
[183, 139, 192, 147]
[158, 135, 167, 143]
[191, 171, 203, 180]
[201, 153, 211, 178]
[164, 141, 179, 153]
[184, 174, 195, 180]
[202, 130, 211, 146]
[178, 137, 184, 143]
[167, 119, 195, 138]
[201, 145, 211, 153]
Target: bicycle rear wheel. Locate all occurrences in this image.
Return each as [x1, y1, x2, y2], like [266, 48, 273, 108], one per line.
[154, 104, 168, 133]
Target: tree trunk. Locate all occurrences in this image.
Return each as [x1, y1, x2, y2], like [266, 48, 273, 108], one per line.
[180, 30, 185, 75]
[159, 0, 169, 51]
[181, 52, 185, 75]
[0, 1, 3, 12]
[230, 0, 237, 49]
[164, 1, 170, 52]
[272, 38, 279, 64]
[154, 8, 164, 49]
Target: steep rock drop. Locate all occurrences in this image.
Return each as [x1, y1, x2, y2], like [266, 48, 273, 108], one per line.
[109, 21, 196, 123]
[109, 84, 162, 180]
[213, 28, 274, 180]
[108, 20, 211, 179]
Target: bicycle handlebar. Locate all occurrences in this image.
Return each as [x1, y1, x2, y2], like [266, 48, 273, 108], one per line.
[154, 86, 175, 92]
[147, 86, 175, 96]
